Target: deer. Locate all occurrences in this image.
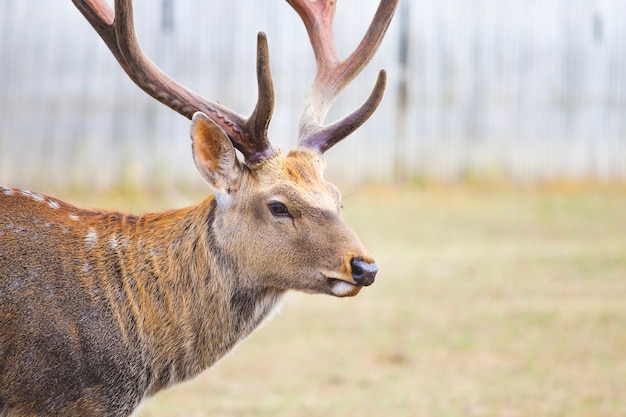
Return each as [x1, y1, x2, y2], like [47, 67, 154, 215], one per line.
[0, 0, 397, 415]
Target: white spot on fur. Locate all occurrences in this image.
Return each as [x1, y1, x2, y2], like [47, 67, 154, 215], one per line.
[2, 221, 26, 234]
[69, 213, 79, 221]
[19, 190, 44, 202]
[82, 263, 92, 273]
[1, 186, 14, 196]
[48, 199, 60, 209]
[108, 235, 129, 249]
[86, 228, 97, 248]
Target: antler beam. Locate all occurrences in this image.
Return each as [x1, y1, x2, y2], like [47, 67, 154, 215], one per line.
[286, 0, 399, 153]
[72, 0, 276, 163]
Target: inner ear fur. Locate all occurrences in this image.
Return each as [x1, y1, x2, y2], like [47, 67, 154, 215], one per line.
[191, 112, 242, 197]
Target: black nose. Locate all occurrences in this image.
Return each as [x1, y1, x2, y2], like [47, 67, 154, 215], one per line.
[350, 258, 378, 286]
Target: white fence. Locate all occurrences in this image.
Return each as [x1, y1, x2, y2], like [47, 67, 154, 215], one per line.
[1, 0, 625, 190]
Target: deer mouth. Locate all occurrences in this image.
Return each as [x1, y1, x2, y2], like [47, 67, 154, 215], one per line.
[326, 277, 362, 297]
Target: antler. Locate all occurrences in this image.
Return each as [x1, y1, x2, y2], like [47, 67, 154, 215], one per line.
[287, 0, 399, 153]
[72, 0, 276, 164]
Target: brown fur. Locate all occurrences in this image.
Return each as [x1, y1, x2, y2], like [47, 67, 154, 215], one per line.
[0, 118, 374, 416]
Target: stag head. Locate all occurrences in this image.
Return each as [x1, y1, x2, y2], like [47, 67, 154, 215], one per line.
[72, 0, 398, 296]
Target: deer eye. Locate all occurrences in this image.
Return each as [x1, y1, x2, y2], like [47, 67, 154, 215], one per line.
[268, 202, 290, 217]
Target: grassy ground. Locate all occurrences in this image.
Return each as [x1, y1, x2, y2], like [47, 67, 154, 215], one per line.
[65, 184, 626, 417]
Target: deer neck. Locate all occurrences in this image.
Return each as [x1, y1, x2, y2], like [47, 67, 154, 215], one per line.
[92, 196, 285, 393]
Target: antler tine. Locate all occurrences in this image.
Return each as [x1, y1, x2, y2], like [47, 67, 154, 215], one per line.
[287, 0, 398, 153]
[72, 0, 276, 164]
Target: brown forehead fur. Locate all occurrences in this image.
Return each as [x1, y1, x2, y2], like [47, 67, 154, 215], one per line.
[282, 149, 325, 185]
[250, 148, 326, 189]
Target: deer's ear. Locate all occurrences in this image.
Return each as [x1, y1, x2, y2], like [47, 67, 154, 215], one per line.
[191, 112, 242, 202]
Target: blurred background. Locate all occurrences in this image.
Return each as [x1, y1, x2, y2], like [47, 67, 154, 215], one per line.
[2, 0, 626, 189]
[1, 1, 626, 416]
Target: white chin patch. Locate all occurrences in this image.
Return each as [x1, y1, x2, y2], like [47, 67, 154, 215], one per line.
[331, 281, 358, 297]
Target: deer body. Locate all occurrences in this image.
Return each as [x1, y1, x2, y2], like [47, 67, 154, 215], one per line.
[0, 191, 281, 416]
[0, 0, 397, 415]
[0, 149, 371, 416]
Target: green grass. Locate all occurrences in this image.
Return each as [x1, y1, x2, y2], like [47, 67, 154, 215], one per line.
[65, 185, 626, 417]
